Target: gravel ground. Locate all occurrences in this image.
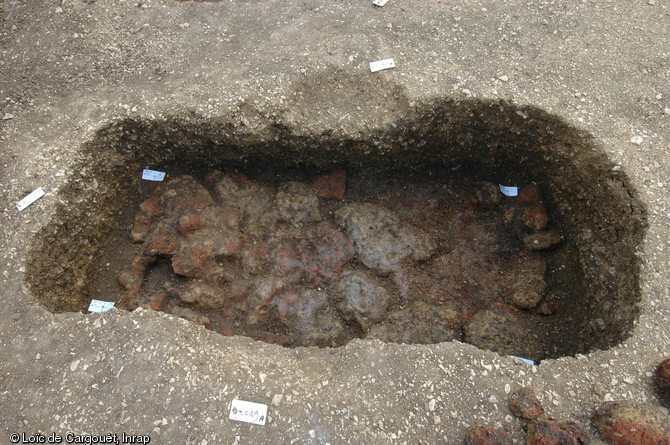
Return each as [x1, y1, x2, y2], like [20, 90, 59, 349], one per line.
[0, 0, 669, 443]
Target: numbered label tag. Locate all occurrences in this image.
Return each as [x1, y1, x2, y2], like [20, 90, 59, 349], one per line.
[369, 58, 395, 72]
[142, 169, 166, 181]
[17, 187, 45, 211]
[88, 299, 115, 312]
[373, 0, 389, 6]
[510, 355, 535, 365]
[499, 184, 519, 197]
[229, 399, 268, 426]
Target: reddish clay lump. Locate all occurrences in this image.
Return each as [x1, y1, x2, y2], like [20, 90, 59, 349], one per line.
[592, 400, 670, 445]
[313, 169, 347, 200]
[465, 425, 514, 445]
[508, 387, 544, 420]
[526, 420, 590, 445]
[655, 357, 670, 407]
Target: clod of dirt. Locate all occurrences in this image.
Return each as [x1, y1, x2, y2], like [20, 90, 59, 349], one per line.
[518, 184, 543, 204]
[509, 276, 546, 310]
[170, 306, 211, 328]
[507, 256, 547, 310]
[335, 203, 437, 273]
[523, 231, 562, 251]
[273, 289, 345, 347]
[208, 171, 277, 236]
[465, 425, 514, 445]
[273, 222, 355, 286]
[171, 283, 225, 310]
[312, 169, 347, 200]
[508, 387, 544, 420]
[502, 183, 551, 234]
[521, 202, 550, 231]
[463, 308, 544, 361]
[366, 301, 461, 344]
[470, 181, 503, 210]
[592, 401, 670, 445]
[335, 271, 389, 330]
[526, 420, 590, 445]
[276, 181, 322, 226]
[655, 358, 670, 408]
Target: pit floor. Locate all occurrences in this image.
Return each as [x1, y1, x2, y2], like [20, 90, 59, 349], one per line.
[89, 167, 582, 360]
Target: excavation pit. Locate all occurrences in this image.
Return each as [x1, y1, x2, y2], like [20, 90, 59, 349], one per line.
[26, 99, 646, 362]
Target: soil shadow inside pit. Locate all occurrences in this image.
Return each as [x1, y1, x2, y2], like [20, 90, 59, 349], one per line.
[24, 98, 647, 362]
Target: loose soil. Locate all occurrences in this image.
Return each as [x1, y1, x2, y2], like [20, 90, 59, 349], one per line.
[87, 165, 580, 361]
[4, 2, 666, 442]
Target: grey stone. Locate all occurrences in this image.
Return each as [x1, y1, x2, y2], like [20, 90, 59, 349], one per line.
[335, 203, 436, 273]
[335, 271, 389, 329]
[275, 181, 321, 226]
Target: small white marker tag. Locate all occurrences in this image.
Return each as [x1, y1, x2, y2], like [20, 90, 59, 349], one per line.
[88, 299, 115, 312]
[373, 0, 389, 6]
[229, 399, 268, 426]
[510, 355, 535, 365]
[499, 184, 519, 197]
[370, 58, 395, 72]
[17, 187, 45, 211]
[142, 169, 166, 181]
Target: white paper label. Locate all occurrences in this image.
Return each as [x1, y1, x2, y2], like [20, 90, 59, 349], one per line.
[229, 399, 268, 426]
[373, 0, 389, 6]
[88, 299, 115, 312]
[369, 58, 395, 72]
[510, 355, 535, 365]
[142, 169, 166, 181]
[499, 184, 519, 197]
[17, 187, 45, 211]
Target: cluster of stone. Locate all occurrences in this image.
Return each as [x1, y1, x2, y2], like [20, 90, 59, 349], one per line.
[465, 382, 670, 445]
[117, 173, 564, 352]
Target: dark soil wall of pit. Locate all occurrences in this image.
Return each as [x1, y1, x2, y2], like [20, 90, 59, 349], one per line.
[25, 98, 647, 360]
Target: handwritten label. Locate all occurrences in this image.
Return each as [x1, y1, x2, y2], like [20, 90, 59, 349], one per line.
[17, 187, 45, 211]
[369, 58, 395, 72]
[88, 299, 115, 312]
[499, 184, 518, 197]
[510, 355, 535, 365]
[229, 399, 267, 426]
[142, 169, 166, 181]
[373, 0, 389, 6]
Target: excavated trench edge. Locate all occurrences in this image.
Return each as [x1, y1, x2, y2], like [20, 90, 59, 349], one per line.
[25, 98, 647, 360]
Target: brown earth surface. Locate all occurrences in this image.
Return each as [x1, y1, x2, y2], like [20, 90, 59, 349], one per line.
[1, 1, 669, 444]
